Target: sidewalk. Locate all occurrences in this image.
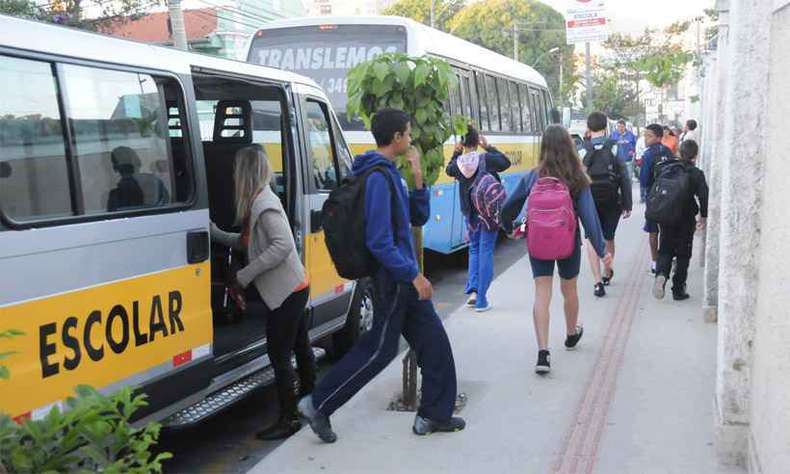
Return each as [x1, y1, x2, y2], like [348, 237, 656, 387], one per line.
[248, 210, 744, 474]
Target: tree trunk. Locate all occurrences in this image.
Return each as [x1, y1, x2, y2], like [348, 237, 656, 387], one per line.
[400, 226, 424, 411]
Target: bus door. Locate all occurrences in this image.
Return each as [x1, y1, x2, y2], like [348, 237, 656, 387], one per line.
[191, 70, 299, 374]
[0, 54, 212, 422]
[296, 90, 354, 330]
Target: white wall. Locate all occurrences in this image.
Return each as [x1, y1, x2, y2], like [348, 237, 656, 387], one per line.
[749, 5, 790, 472]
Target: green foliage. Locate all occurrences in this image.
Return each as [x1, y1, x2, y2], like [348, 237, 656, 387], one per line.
[0, 386, 172, 473]
[448, 0, 573, 103]
[580, 73, 639, 120]
[0, 329, 25, 380]
[346, 53, 466, 188]
[0, 0, 162, 32]
[383, 0, 465, 32]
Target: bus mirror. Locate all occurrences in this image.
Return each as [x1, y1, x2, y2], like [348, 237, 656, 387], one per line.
[0, 162, 10, 178]
[550, 108, 561, 124]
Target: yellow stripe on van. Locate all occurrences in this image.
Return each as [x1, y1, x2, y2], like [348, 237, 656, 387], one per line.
[0, 263, 211, 418]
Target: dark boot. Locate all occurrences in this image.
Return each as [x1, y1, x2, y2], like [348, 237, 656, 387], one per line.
[256, 413, 301, 441]
[672, 284, 690, 301]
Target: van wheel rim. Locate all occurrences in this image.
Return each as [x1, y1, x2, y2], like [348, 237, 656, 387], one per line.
[359, 290, 374, 334]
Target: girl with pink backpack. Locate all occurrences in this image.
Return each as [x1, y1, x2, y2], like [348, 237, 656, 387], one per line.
[502, 125, 612, 374]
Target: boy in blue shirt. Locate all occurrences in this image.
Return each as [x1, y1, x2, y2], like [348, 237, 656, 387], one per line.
[610, 119, 636, 179]
[298, 109, 464, 442]
[640, 123, 675, 273]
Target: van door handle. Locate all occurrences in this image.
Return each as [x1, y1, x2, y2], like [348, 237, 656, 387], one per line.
[187, 231, 209, 264]
[310, 209, 323, 233]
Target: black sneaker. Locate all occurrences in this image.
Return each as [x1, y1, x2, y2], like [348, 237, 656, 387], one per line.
[653, 275, 667, 300]
[602, 269, 614, 286]
[297, 395, 337, 443]
[565, 326, 584, 350]
[594, 282, 606, 297]
[412, 415, 466, 435]
[535, 350, 551, 374]
[673, 286, 690, 301]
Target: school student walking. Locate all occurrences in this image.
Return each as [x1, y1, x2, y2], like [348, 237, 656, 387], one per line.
[639, 124, 675, 274]
[648, 140, 709, 300]
[502, 125, 611, 375]
[580, 112, 633, 297]
[610, 119, 637, 180]
[299, 109, 464, 443]
[446, 125, 511, 312]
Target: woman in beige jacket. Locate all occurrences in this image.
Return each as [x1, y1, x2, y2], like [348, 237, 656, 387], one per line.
[211, 145, 315, 440]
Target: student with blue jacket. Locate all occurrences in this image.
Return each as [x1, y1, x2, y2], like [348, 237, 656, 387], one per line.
[502, 125, 611, 375]
[298, 109, 465, 443]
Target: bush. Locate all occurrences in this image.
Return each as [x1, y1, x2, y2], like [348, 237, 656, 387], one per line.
[0, 386, 171, 473]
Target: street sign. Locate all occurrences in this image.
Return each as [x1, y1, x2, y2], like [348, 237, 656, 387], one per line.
[565, 0, 609, 45]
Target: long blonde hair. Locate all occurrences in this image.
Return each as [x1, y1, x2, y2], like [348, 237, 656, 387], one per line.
[234, 145, 272, 225]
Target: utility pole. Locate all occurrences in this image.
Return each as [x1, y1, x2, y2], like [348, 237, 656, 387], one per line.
[558, 51, 564, 107]
[513, 23, 518, 61]
[585, 42, 592, 112]
[430, 0, 435, 28]
[168, 0, 188, 51]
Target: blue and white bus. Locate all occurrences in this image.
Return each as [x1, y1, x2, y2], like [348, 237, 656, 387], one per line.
[247, 16, 553, 254]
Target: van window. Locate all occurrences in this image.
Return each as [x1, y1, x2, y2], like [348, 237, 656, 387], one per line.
[305, 100, 339, 191]
[0, 57, 192, 224]
[0, 56, 72, 222]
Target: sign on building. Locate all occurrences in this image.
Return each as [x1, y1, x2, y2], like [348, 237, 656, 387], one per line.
[565, 0, 609, 45]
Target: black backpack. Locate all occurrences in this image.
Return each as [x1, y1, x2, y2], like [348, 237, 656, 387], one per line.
[322, 166, 396, 280]
[583, 140, 620, 208]
[645, 161, 691, 225]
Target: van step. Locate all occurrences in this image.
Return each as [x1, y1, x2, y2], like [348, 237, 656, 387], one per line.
[163, 347, 326, 428]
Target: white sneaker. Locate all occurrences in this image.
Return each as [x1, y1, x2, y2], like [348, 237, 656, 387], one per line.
[465, 292, 477, 307]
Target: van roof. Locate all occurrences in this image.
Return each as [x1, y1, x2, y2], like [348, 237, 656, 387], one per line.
[0, 14, 320, 89]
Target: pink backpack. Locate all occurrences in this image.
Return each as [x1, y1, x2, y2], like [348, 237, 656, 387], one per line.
[526, 177, 577, 260]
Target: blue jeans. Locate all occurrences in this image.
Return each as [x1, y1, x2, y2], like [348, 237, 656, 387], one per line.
[464, 220, 498, 308]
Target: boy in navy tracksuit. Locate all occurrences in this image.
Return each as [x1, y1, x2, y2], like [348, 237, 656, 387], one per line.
[639, 123, 675, 273]
[299, 108, 464, 443]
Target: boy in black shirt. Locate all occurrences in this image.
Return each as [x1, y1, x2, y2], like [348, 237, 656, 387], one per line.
[652, 140, 709, 301]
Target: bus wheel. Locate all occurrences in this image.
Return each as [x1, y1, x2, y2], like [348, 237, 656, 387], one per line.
[333, 278, 375, 356]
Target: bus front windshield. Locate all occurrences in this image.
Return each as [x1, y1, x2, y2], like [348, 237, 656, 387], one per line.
[248, 24, 407, 130]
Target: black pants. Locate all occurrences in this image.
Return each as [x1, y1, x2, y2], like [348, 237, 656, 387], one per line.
[657, 219, 695, 291]
[311, 271, 457, 421]
[263, 286, 315, 418]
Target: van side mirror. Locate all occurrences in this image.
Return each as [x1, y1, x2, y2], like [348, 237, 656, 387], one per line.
[0, 162, 11, 178]
[550, 108, 561, 124]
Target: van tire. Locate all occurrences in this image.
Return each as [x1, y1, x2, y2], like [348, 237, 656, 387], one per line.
[333, 278, 375, 357]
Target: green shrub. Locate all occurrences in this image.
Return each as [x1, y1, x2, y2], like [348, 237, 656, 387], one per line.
[0, 386, 171, 473]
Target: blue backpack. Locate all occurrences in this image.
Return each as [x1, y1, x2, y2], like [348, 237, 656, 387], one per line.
[470, 157, 507, 231]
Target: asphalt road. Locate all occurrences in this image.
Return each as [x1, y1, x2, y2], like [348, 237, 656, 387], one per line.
[158, 237, 527, 474]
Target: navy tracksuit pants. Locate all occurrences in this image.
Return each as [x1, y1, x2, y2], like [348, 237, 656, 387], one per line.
[311, 270, 458, 421]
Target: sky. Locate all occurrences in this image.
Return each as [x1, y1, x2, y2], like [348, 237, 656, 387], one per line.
[539, 0, 714, 35]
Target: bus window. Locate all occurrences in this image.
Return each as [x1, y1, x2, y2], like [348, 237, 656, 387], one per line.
[497, 77, 511, 132]
[519, 83, 534, 133]
[0, 56, 72, 222]
[530, 88, 543, 133]
[60, 64, 181, 214]
[485, 75, 500, 132]
[248, 24, 407, 131]
[475, 72, 490, 131]
[305, 100, 339, 191]
[449, 73, 462, 118]
[509, 81, 521, 132]
[463, 74, 477, 125]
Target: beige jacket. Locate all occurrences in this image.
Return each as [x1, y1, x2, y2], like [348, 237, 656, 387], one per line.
[211, 187, 305, 310]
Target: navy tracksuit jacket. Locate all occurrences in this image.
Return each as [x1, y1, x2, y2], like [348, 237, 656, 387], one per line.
[311, 151, 458, 421]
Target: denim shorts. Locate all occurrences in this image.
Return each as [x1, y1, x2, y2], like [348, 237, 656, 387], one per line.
[529, 243, 582, 280]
